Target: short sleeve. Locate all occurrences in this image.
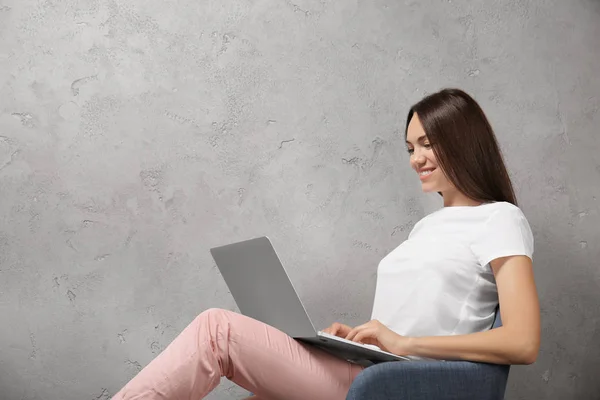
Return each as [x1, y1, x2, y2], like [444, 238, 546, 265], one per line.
[470, 205, 534, 267]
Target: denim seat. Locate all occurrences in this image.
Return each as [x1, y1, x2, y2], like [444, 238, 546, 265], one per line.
[345, 310, 509, 400]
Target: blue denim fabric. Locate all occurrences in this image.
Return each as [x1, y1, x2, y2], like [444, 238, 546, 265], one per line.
[346, 310, 509, 400]
[345, 360, 509, 400]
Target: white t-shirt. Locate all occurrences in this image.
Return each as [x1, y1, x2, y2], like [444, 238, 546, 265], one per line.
[371, 201, 534, 338]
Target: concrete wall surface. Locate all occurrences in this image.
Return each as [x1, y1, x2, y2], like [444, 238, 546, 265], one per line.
[0, 0, 599, 399]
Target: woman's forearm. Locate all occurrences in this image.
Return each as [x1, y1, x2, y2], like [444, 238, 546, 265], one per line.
[403, 326, 539, 365]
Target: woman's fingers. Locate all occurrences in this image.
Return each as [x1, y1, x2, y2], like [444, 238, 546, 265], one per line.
[339, 323, 352, 337]
[326, 323, 354, 337]
[346, 322, 369, 341]
[353, 329, 375, 344]
[347, 323, 381, 345]
[323, 322, 342, 336]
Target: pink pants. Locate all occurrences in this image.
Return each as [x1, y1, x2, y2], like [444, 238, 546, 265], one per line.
[112, 308, 364, 400]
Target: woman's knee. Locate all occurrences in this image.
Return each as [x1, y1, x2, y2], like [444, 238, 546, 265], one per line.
[197, 307, 233, 322]
[197, 307, 218, 319]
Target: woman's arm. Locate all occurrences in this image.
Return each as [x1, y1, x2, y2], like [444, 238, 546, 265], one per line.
[402, 255, 541, 365]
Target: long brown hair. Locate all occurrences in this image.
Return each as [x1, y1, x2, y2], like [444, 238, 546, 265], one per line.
[406, 88, 518, 206]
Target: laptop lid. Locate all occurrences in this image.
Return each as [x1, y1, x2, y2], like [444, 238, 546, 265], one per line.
[210, 236, 317, 338]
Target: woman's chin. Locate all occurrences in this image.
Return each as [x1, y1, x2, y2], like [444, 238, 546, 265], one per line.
[420, 183, 438, 193]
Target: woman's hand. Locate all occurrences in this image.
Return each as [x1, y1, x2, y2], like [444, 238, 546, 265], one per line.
[323, 322, 353, 338]
[345, 319, 411, 355]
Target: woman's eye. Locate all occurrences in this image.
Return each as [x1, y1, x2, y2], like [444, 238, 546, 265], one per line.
[424, 143, 432, 149]
[407, 148, 414, 155]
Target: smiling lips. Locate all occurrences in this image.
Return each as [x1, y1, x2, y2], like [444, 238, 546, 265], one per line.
[418, 168, 436, 181]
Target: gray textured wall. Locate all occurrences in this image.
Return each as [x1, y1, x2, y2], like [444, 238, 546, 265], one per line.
[0, 0, 599, 399]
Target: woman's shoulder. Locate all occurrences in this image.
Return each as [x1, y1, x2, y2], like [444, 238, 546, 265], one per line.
[480, 202, 533, 242]
[428, 201, 525, 217]
[484, 201, 528, 219]
[412, 201, 529, 232]
[488, 201, 521, 210]
[471, 202, 535, 262]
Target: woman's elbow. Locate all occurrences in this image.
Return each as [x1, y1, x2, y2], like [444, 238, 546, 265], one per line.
[511, 339, 540, 365]
[515, 346, 538, 365]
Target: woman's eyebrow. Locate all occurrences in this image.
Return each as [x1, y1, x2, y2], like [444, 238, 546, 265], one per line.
[405, 135, 427, 145]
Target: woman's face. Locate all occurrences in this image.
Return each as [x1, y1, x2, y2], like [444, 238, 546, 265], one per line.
[405, 113, 454, 193]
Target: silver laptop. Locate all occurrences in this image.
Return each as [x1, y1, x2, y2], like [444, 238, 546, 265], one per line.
[210, 236, 408, 364]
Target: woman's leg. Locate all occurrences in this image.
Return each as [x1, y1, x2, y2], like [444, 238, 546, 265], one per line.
[112, 308, 363, 400]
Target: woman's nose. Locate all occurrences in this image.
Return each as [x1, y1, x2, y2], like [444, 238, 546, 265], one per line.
[411, 153, 426, 167]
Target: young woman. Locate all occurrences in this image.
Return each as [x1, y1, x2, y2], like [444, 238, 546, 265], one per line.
[112, 88, 540, 400]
